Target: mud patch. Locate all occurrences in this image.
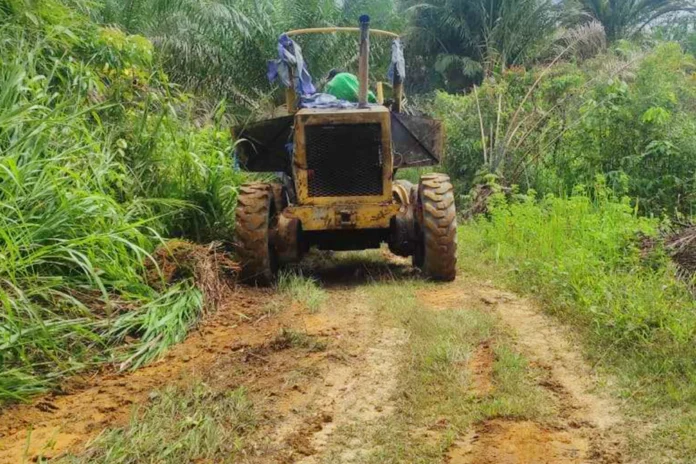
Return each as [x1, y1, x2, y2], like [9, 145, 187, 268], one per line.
[417, 283, 480, 310]
[468, 340, 495, 396]
[449, 420, 590, 464]
[415, 276, 625, 463]
[476, 284, 620, 431]
[465, 281, 626, 462]
[0, 287, 277, 463]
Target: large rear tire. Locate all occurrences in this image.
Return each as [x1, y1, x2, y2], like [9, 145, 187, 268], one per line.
[415, 173, 457, 281]
[234, 183, 278, 285]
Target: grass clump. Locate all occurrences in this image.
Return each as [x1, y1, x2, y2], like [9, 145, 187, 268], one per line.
[276, 270, 327, 313]
[271, 328, 327, 353]
[459, 185, 696, 461]
[58, 382, 255, 464]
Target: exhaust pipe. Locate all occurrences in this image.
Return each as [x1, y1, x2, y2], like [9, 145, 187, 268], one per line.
[358, 15, 370, 108]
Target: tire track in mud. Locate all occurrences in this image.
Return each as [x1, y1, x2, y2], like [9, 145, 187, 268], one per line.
[250, 268, 627, 463]
[0, 256, 627, 464]
[0, 258, 407, 464]
[242, 289, 406, 464]
[295, 325, 407, 464]
[417, 280, 625, 464]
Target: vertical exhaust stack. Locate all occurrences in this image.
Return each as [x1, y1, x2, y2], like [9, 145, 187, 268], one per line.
[358, 15, 370, 108]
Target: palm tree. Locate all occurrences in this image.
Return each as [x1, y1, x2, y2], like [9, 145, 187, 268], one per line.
[98, 0, 402, 113]
[565, 0, 696, 41]
[403, 0, 558, 92]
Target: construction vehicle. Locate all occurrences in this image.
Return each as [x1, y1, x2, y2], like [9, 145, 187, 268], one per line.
[234, 16, 456, 284]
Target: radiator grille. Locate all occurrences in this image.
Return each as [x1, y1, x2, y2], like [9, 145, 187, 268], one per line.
[305, 123, 383, 197]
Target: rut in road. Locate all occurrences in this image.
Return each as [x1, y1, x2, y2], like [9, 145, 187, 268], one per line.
[254, 269, 625, 463]
[422, 281, 625, 464]
[0, 255, 625, 463]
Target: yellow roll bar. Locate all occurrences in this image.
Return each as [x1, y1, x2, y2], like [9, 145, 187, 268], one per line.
[286, 27, 400, 39]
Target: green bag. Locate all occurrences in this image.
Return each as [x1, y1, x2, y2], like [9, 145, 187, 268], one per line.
[325, 73, 377, 103]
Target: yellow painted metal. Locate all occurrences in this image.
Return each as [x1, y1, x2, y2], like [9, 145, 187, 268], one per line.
[285, 67, 297, 114]
[284, 203, 399, 231]
[285, 27, 399, 39]
[393, 82, 403, 112]
[376, 82, 384, 105]
[293, 106, 393, 208]
[285, 88, 297, 113]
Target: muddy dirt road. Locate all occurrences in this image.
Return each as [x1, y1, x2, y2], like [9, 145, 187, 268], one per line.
[0, 254, 626, 463]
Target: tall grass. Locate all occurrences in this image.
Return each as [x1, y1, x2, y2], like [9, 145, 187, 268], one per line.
[0, 2, 244, 403]
[276, 270, 327, 313]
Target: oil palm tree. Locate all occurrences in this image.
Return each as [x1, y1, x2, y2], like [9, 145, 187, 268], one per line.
[98, 0, 402, 113]
[566, 0, 696, 41]
[403, 0, 558, 92]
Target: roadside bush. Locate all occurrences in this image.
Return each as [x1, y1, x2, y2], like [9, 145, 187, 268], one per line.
[0, 1, 244, 403]
[436, 42, 696, 216]
[459, 182, 696, 406]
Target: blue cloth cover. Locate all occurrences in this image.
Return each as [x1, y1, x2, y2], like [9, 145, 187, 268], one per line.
[267, 34, 316, 96]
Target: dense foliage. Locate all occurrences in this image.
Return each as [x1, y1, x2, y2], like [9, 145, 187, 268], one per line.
[459, 186, 696, 459]
[98, 0, 404, 113]
[0, 0, 243, 402]
[564, 0, 696, 41]
[434, 41, 696, 216]
[5, 0, 696, 412]
[402, 0, 558, 92]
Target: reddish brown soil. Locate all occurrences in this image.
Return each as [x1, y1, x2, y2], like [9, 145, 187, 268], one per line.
[0, 258, 407, 463]
[468, 340, 496, 397]
[449, 420, 590, 464]
[0, 287, 277, 462]
[418, 281, 625, 464]
[0, 258, 627, 464]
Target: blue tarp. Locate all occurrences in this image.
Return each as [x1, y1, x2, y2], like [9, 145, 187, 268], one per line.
[267, 34, 316, 96]
[300, 93, 357, 109]
[268, 35, 405, 109]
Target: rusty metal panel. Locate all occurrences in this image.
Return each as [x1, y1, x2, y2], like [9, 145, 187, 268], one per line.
[391, 113, 443, 168]
[234, 116, 293, 172]
[285, 202, 399, 231]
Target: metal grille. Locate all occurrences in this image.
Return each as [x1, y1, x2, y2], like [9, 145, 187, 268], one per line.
[305, 123, 383, 197]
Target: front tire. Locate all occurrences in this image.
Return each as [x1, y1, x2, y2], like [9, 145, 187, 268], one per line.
[234, 183, 278, 285]
[415, 174, 457, 281]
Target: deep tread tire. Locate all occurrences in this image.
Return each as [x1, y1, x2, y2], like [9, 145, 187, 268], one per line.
[235, 183, 278, 285]
[415, 173, 457, 281]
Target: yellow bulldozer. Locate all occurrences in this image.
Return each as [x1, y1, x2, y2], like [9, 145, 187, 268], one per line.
[234, 16, 456, 284]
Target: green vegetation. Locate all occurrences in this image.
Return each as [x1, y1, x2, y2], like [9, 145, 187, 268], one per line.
[403, 0, 558, 91]
[58, 382, 256, 463]
[97, 0, 404, 111]
[565, 0, 693, 41]
[6, 3, 696, 460]
[0, 0, 244, 403]
[276, 270, 327, 313]
[458, 187, 696, 461]
[434, 42, 696, 216]
[272, 327, 328, 352]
